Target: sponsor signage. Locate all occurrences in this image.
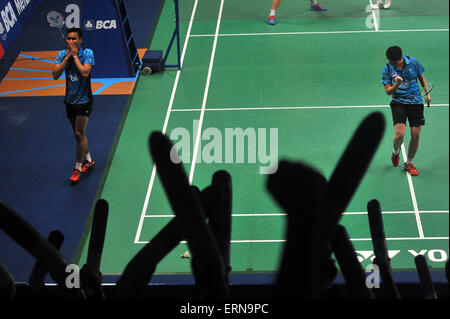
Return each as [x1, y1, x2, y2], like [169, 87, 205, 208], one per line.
[0, 0, 43, 58]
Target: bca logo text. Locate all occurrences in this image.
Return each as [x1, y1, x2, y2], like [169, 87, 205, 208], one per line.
[84, 19, 117, 30]
[0, 2, 17, 40]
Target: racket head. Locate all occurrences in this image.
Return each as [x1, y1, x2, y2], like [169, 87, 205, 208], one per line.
[47, 11, 65, 28]
[420, 82, 434, 96]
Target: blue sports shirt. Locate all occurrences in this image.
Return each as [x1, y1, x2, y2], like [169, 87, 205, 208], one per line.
[381, 55, 425, 105]
[55, 47, 95, 105]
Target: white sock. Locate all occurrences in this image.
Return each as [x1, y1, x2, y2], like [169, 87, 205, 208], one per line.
[393, 148, 400, 156]
[270, 9, 276, 16]
[85, 152, 92, 162]
[75, 162, 82, 171]
[311, 0, 318, 5]
[406, 157, 414, 164]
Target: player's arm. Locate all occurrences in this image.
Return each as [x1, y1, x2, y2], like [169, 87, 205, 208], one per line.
[384, 76, 403, 96]
[418, 74, 431, 103]
[72, 55, 92, 78]
[68, 43, 92, 78]
[52, 53, 70, 80]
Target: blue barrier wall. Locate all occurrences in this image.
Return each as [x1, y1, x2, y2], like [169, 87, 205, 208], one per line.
[0, 0, 44, 58]
[81, 0, 137, 78]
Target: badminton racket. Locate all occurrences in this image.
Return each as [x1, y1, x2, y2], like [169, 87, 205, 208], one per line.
[47, 11, 66, 42]
[420, 82, 434, 108]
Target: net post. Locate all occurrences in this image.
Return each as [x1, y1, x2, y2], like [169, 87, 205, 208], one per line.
[163, 0, 181, 70]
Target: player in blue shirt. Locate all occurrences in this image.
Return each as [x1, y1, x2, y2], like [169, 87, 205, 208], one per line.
[53, 27, 96, 184]
[381, 46, 431, 176]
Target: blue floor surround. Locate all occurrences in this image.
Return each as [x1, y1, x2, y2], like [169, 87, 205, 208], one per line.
[0, 0, 162, 282]
[0, 95, 129, 282]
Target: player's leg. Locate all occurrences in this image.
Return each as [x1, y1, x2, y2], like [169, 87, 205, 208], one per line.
[69, 115, 89, 183]
[407, 126, 421, 163]
[75, 115, 89, 164]
[271, 0, 282, 11]
[392, 123, 405, 166]
[390, 102, 407, 167]
[66, 103, 76, 135]
[268, 0, 282, 25]
[76, 103, 95, 173]
[393, 124, 405, 150]
[404, 104, 424, 176]
[81, 114, 95, 174]
[66, 104, 81, 183]
[69, 116, 90, 165]
[404, 125, 421, 176]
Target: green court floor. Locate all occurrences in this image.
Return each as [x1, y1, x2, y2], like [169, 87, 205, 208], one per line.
[76, 0, 449, 279]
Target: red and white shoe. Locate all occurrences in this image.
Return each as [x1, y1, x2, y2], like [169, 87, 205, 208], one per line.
[70, 169, 82, 184]
[268, 15, 276, 25]
[391, 153, 399, 167]
[404, 163, 419, 176]
[81, 159, 95, 173]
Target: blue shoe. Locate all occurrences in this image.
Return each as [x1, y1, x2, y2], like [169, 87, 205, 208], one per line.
[310, 3, 327, 11]
[268, 15, 276, 25]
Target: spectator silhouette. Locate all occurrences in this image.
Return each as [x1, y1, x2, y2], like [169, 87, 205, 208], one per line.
[0, 111, 447, 300]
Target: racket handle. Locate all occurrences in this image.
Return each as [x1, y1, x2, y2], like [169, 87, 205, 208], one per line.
[427, 101, 430, 108]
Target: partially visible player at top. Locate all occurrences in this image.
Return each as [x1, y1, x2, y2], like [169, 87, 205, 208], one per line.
[376, 0, 392, 9]
[381, 46, 431, 176]
[268, 0, 327, 25]
[52, 27, 96, 185]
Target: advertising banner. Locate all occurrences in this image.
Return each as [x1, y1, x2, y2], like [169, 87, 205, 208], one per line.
[0, 0, 43, 58]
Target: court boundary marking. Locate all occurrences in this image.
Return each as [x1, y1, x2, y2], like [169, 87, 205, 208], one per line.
[134, 0, 200, 244]
[134, 238, 449, 244]
[189, 28, 449, 38]
[137, 210, 449, 244]
[142, 210, 449, 218]
[170, 104, 450, 112]
[369, 0, 380, 32]
[189, 0, 224, 184]
[401, 144, 424, 238]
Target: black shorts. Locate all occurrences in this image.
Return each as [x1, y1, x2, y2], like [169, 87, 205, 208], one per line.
[390, 101, 425, 127]
[65, 102, 93, 119]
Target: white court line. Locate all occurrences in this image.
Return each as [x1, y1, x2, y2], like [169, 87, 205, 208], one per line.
[136, 237, 449, 244]
[369, 0, 379, 32]
[171, 104, 449, 112]
[189, 28, 449, 38]
[188, 0, 224, 184]
[401, 143, 424, 239]
[139, 211, 448, 244]
[350, 237, 449, 241]
[134, 0, 200, 244]
[143, 210, 449, 218]
[420, 210, 449, 213]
